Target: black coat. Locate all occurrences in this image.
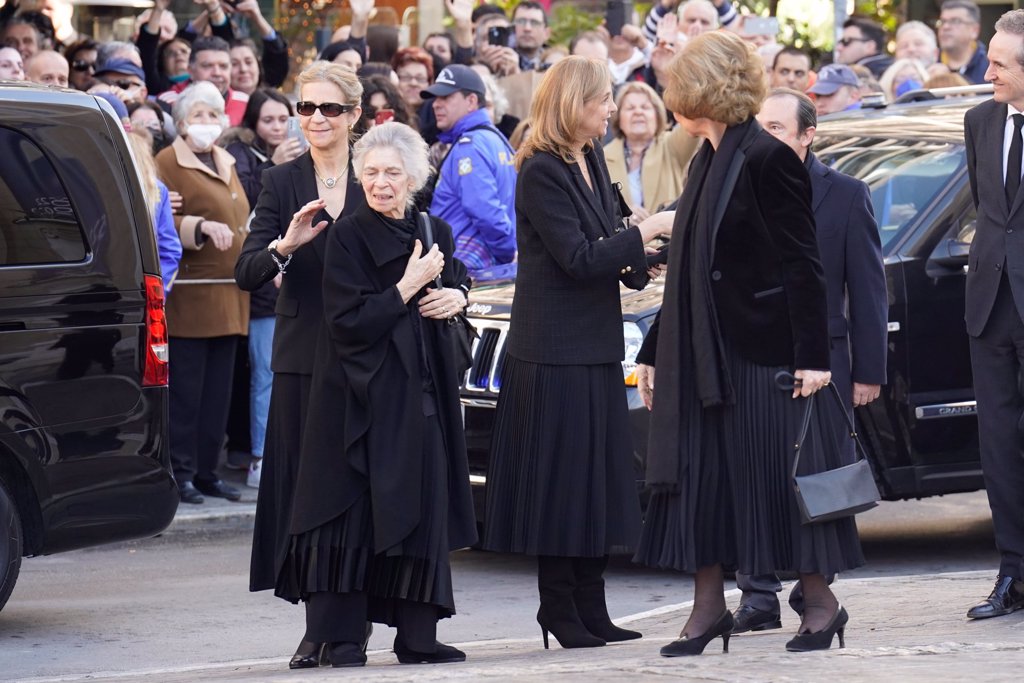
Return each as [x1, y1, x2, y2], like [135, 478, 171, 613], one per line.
[638, 127, 829, 370]
[289, 203, 477, 554]
[964, 98, 1024, 336]
[806, 153, 888, 406]
[234, 151, 364, 374]
[507, 143, 649, 365]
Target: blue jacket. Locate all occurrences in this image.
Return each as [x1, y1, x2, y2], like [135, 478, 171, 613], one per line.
[155, 180, 182, 293]
[961, 41, 989, 85]
[430, 109, 517, 274]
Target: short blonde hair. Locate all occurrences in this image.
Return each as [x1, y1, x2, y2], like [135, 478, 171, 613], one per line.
[663, 31, 766, 126]
[517, 56, 610, 170]
[295, 60, 363, 106]
[352, 122, 431, 207]
[611, 81, 667, 139]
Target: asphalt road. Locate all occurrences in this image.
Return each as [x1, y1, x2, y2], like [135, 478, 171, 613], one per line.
[0, 491, 999, 682]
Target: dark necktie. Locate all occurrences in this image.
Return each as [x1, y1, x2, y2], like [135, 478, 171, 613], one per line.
[1006, 113, 1024, 209]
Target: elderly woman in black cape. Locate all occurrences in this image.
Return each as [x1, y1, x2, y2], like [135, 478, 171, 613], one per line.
[632, 31, 865, 656]
[275, 121, 477, 668]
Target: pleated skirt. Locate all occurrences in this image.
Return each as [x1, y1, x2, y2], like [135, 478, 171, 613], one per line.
[633, 349, 865, 576]
[481, 356, 642, 557]
[274, 413, 456, 623]
[250, 372, 311, 592]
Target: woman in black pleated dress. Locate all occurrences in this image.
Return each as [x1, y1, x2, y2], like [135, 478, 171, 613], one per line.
[482, 57, 673, 650]
[632, 32, 864, 657]
[274, 122, 477, 668]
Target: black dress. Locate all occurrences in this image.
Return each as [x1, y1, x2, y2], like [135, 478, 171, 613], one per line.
[275, 205, 477, 624]
[482, 144, 649, 557]
[632, 120, 864, 577]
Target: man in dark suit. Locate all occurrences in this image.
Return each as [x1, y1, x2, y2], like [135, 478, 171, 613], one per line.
[729, 88, 888, 633]
[962, 9, 1024, 619]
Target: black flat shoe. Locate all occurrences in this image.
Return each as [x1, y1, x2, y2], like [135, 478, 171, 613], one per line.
[731, 604, 782, 634]
[177, 481, 204, 505]
[288, 640, 326, 670]
[660, 610, 733, 657]
[786, 605, 848, 652]
[967, 575, 1024, 619]
[327, 642, 366, 668]
[193, 479, 241, 501]
[394, 640, 466, 664]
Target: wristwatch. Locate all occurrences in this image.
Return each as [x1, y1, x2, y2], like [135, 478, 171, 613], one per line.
[267, 239, 292, 273]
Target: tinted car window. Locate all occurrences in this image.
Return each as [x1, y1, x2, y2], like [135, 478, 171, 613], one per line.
[816, 138, 966, 249]
[0, 126, 87, 266]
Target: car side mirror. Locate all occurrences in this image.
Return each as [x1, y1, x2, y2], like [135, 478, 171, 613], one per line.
[928, 237, 970, 270]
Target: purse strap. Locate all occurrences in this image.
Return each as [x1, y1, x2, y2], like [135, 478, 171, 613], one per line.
[415, 211, 444, 290]
[779, 374, 872, 481]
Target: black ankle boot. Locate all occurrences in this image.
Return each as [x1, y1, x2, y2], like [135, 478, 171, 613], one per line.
[537, 556, 606, 649]
[327, 642, 367, 668]
[288, 639, 327, 669]
[573, 556, 642, 642]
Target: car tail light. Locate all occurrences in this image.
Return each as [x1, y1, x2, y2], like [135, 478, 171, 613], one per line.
[143, 274, 169, 386]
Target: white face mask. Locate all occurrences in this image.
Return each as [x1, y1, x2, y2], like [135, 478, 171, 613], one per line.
[186, 123, 223, 151]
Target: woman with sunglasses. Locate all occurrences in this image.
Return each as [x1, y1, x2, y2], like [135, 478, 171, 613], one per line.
[64, 38, 98, 91]
[235, 60, 366, 670]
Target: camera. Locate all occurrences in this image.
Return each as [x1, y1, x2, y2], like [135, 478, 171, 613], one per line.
[487, 25, 513, 48]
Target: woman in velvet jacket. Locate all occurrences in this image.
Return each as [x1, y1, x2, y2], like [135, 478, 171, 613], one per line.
[632, 32, 864, 657]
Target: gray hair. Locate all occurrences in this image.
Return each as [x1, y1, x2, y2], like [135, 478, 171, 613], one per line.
[677, 0, 719, 28]
[172, 81, 228, 130]
[942, 0, 981, 25]
[897, 20, 938, 47]
[96, 41, 141, 67]
[995, 9, 1024, 67]
[476, 68, 509, 123]
[352, 122, 431, 205]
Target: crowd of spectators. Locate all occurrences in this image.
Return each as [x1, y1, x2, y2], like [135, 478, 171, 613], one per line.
[0, 0, 996, 499]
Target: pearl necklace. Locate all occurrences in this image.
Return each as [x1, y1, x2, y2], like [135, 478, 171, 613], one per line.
[314, 165, 347, 189]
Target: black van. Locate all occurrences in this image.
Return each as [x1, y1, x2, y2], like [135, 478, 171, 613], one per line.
[0, 84, 178, 611]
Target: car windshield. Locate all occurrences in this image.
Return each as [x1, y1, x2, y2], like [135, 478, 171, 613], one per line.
[814, 138, 966, 250]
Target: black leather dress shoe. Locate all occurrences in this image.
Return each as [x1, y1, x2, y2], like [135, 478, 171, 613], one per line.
[731, 604, 782, 634]
[177, 481, 204, 505]
[193, 479, 241, 501]
[327, 642, 367, 668]
[967, 575, 1024, 619]
[394, 639, 466, 664]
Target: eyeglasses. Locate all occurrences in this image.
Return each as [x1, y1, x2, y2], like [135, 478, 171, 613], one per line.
[514, 18, 545, 28]
[837, 37, 871, 47]
[295, 101, 356, 117]
[935, 17, 975, 29]
[397, 73, 429, 85]
[71, 60, 95, 73]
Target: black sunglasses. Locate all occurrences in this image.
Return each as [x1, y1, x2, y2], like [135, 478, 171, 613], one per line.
[71, 60, 95, 72]
[295, 101, 356, 117]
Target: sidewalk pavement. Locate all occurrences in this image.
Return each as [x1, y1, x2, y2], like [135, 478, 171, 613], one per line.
[166, 463, 259, 531]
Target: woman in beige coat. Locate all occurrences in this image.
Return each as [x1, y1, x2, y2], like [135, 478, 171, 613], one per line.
[604, 81, 699, 220]
[155, 81, 251, 505]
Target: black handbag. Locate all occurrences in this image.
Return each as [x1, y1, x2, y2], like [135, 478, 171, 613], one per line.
[416, 212, 478, 377]
[777, 372, 881, 524]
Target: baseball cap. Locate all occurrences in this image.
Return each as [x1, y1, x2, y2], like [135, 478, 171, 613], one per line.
[94, 57, 146, 82]
[421, 64, 486, 100]
[807, 64, 859, 96]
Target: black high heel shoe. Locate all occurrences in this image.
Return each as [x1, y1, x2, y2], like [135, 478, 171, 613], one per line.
[538, 605, 607, 649]
[785, 605, 848, 652]
[288, 640, 327, 669]
[659, 610, 734, 657]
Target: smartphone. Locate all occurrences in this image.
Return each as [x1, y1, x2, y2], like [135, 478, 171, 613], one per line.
[742, 16, 780, 37]
[374, 109, 395, 126]
[285, 116, 308, 152]
[606, 1, 633, 37]
[487, 25, 512, 48]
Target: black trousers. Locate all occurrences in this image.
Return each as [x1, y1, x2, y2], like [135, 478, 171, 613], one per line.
[969, 276, 1024, 580]
[169, 335, 237, 485]
[305, 592, 437, 651]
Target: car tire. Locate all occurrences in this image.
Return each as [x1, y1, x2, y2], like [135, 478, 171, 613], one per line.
[0, 479, 23, 613]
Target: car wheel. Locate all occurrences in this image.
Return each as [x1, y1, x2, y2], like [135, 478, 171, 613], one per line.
[0, 480, 23, 613]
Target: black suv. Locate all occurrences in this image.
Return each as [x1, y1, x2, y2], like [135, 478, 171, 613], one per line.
[461, 92, 986, 518]
[0, 84, 178, 611]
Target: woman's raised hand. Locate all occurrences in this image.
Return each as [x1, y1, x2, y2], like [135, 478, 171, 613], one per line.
[397, 240, 444, 303]
[278, 199, 329, 256]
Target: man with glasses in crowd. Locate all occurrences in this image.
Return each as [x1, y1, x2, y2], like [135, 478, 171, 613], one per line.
[511, 1, 549, 71]
[836, 16, 893, 78]
[938, 0, 989, 84]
